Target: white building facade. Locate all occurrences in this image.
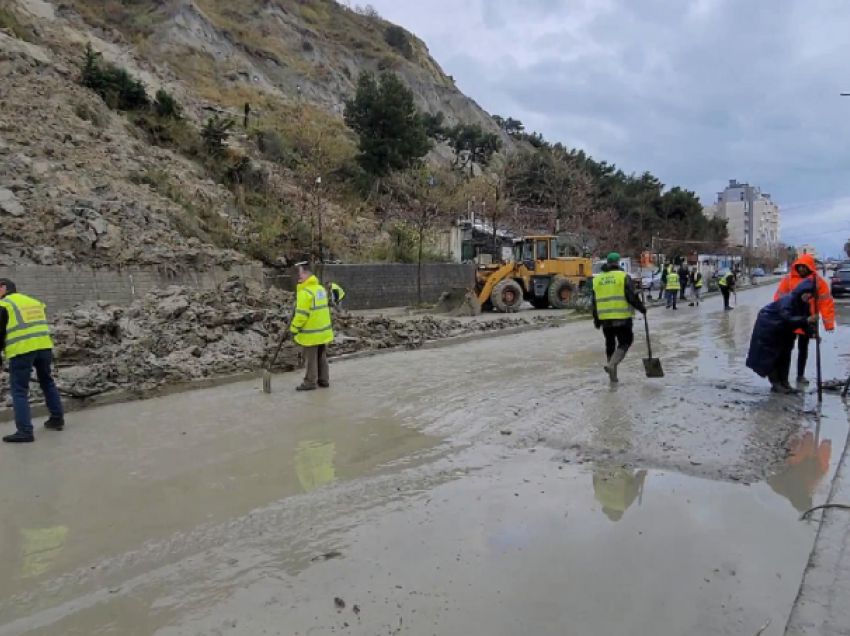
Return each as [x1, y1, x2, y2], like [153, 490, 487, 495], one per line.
[703, 179, 781, 254]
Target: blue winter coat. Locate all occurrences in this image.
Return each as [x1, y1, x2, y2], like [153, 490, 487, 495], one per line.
[746, 278, 815, 378]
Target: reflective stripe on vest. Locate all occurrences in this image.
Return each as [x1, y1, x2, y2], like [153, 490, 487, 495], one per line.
[330, 283, 345, 300]
[694, 275, 703, 288]
[592, 270, 633, 320]
[1, 293, 53, 359]
[666, 272, 680, 290]
[719, 274, 728, 287]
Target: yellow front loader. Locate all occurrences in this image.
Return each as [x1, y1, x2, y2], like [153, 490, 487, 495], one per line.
[473, 235, 593, 313]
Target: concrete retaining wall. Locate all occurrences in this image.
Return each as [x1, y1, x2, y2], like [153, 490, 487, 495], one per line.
[266, 263, 476, 310]
[0, 263, 265, 316]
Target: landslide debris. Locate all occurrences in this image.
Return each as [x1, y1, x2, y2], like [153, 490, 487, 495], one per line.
[5, 278, 559, 403]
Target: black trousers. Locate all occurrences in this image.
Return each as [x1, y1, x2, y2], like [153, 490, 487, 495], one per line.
[720, 286, 731, 308]
[602, 320, 635, 359]
[795, 333, 810, 378]
[774, 335, 796, 384]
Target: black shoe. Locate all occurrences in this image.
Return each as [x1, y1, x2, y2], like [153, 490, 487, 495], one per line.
[781, 381, 802, 394]
[3, 432, 34, 443]
[296, 384, 317, 392]
[44, 417, 65, 431]
[318, 381, 330, 388]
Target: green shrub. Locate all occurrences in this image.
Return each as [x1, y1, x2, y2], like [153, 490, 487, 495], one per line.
[80, 43, 149, 112]
[201, 115, 235, 157]
[153, 88, 182, 119]
[383, 25, 412, 59]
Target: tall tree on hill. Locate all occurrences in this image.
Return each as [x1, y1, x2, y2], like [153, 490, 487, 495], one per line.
[344, 70, 431, 178]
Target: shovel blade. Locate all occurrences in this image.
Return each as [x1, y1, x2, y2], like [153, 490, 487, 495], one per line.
[643, 357, 664, 378]
[262, 370, 272, 394]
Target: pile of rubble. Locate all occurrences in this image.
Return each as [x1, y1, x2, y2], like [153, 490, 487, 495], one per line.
[3, 278, 557, 404]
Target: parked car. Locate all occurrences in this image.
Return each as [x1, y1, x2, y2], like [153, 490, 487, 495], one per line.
[831, 268, 850, 297]
[773, 267, 785, 275]
[751, 268, 765, 278]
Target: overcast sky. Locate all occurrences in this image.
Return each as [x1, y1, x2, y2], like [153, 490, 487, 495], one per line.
[363, 0, 850, 257]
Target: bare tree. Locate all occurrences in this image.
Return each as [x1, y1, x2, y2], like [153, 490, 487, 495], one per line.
[558, 165, 626, 257]
[388, 167, 461, 305]
[467, 153, 525, 259]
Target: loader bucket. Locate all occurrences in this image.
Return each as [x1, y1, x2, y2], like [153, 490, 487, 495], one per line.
[434, 287, 482, 316]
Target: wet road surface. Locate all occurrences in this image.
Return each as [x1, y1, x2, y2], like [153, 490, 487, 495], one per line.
[1, 286, 849, 635]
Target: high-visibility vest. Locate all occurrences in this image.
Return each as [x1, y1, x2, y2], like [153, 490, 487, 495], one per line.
[329, 282, 345, 301]
[0, 293, 54, 359]
[289, 275, 334, 346]
[665, 271, 680, 291]
[719, 274, 730, 287]
[694, 274, 703, 288]
[592, 269, 633, 320]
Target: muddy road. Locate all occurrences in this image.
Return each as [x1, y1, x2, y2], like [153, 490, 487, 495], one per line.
[1, 285, 848, 635]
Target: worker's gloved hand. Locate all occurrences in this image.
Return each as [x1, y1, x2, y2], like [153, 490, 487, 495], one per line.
[594, 320, 601, 330]
[639, 307, 647, 315]
[807, 315, 818, 324]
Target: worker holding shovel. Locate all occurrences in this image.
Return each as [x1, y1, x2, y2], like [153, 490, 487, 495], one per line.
[290, 263, 334, 391]
[592, 252, 647, 383]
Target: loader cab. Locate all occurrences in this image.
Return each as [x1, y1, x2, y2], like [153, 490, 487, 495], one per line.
[515, 236, 557, 270]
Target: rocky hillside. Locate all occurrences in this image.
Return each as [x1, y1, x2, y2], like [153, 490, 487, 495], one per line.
[0, 0, 501, 268]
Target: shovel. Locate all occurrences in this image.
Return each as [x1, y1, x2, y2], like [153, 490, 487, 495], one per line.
[262, 331, 288, 394]
[640, 294, 664, 378]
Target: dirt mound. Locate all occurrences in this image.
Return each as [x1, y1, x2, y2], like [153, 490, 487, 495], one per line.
[1, 278, 555, 404]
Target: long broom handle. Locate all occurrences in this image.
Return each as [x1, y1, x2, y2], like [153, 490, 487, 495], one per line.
[814, 273, 823, 403]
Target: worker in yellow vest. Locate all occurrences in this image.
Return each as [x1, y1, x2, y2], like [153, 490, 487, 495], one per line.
[290, 264, 334, 391]
[689, 268, 703, 306]
[592, 253, 647, 382]
[326, 281, 345, 310]
[0, 279, 64, 443]
[664, 266, 680, 310]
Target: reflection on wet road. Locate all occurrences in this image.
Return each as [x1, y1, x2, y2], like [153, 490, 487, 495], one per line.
[0, 286, 848, 635]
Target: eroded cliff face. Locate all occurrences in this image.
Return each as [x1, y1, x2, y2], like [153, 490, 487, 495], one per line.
[0, 0, 499, 267]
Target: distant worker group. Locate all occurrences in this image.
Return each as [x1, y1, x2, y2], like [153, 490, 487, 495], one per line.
[592, 254, 747, 383]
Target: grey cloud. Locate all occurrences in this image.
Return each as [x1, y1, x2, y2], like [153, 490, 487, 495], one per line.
[368, 0, 850, 253]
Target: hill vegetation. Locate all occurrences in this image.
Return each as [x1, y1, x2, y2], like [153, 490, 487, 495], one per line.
[0, 0, 726, 271]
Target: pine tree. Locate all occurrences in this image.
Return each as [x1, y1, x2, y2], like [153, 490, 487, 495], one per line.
[343, 71, 431, 177]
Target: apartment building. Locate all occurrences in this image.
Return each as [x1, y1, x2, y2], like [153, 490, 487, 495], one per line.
[702, 179, 781, 252]
[796, 244, 817, 260]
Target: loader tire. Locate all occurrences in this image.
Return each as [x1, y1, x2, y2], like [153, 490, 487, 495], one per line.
[548, 275, 575, 309]
[490, 279, 524, 313]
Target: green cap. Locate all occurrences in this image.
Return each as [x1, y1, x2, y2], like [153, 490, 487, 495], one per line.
[606, 252, 620, 262]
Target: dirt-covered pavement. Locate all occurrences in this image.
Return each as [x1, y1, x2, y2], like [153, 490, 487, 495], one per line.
[3, 278, 561, 404]
[0, 285, 848, 635]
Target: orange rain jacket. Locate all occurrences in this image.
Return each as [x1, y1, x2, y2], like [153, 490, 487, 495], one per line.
[773, 253, 835, 333]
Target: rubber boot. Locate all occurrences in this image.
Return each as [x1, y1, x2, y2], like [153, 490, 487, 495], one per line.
[797, 376, 810, 385]
[780, 380, 801, 394]
[604, 348, 626, 383]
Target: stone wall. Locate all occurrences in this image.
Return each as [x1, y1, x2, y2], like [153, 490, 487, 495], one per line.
[266, 263, 476, 310]
[1, 263, 264, 316]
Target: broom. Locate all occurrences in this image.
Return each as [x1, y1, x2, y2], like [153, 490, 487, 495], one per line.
[262, 331, 288, 394]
